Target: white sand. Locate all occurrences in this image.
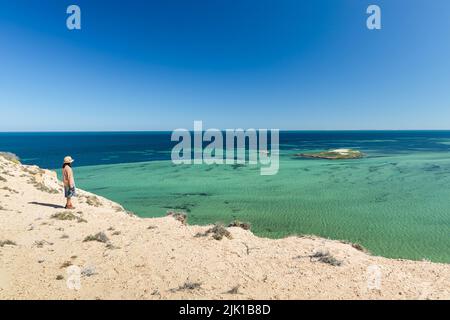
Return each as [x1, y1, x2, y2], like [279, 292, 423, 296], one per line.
[0, 154, 449, 300]
[331, 149, 352, 154]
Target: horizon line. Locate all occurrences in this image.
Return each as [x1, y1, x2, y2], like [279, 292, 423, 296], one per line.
[2, 129, 450, 133]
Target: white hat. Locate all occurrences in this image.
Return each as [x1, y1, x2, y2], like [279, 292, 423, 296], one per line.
[63, 156, 75, 164]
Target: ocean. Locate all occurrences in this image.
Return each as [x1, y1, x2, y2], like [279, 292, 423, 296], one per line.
[1, 131, 450, 262]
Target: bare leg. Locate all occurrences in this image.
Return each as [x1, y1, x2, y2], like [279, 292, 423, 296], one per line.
[66, 197, 73, 209]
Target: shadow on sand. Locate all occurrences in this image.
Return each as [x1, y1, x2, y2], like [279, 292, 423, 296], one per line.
[28, 201, 65, 209]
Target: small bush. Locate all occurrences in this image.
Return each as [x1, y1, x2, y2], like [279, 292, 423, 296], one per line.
[310, 250, 342, 267]
[0, 152, 20, 164]
[339, 240, 370, 254]
[56, 275, 64, 280]
[51, 212, 86, 223]
[81, 266, 97, 277]
[1, 187, 18, 194]
[171, 281, 202, 292]
[195, 224, 232, 240]
[0, 176, 7, 182]
[28, 176, 59, 194]
[227, 285, 240, 294]
[86, 196, 102, 207]
[83, 232, 109, 243]
[0, 240, 16, 247]
[228, 220, 251, 230]
[51, 212, 76, 221]
[3, 171, 14, 177]
[105, 243, 120, 250]
[210, 225, 232, 240]
[350, 242, 369, 253]
[34, 240, 53, 248]
[167, 211, 187, 225]
[349, 242, 369, 254]
[60, 261, 72, 268]
[35, 182, 59, 194]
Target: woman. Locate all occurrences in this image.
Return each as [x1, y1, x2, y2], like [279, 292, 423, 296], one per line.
[62, 156, 76, 209]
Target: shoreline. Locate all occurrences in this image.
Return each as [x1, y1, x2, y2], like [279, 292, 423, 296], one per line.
[71, 156, 450, 263]
[1, 153, 449, 299]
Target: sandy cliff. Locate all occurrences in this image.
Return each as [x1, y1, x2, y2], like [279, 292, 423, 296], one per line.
[0, 154, 449, 300]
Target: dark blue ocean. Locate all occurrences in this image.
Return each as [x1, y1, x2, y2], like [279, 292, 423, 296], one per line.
[2, 131, 450, 169]
[2, 131, 450, 262]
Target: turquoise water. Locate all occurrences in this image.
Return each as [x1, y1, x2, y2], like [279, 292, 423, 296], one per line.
[1, 131, 450, 262]
[75, 149, 450, 263]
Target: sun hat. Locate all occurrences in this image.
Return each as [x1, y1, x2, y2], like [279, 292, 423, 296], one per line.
[63, 156, 75, 164]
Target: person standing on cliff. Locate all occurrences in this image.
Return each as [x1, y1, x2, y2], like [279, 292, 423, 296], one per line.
[62, 156, 76, 209]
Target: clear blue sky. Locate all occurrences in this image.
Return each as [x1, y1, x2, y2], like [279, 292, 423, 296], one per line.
[1, 0, 449, 131]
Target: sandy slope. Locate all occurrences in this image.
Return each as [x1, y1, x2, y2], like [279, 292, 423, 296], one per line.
[0, 154, 449, 300]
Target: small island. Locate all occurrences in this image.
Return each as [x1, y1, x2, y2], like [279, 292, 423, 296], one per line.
[296, 148, 364, 160]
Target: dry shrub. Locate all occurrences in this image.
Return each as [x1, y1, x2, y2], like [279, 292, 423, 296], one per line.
[195, 224, 232, 240]
[166, 211, 187, 225]
[228, 220, 251, 230]
[310, 250, 342, 267]
[83, 232, 109, 243]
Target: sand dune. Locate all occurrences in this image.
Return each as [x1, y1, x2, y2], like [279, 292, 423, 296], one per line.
[0, 154, 449, 300]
